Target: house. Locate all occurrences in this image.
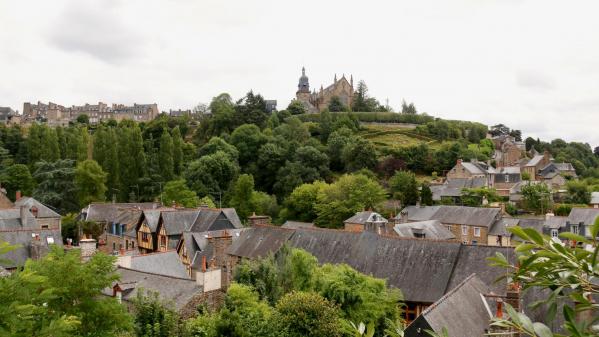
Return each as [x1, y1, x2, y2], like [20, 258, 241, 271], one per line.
[393, 220, 456, 240]
[104, 208, 142, 254]
[156, 210, 201, 252]
[487, 217, 551, 247]
[135, 210, 163, 253]
[343, 211, 388, 233]
[396, 206, 502, 245]
[591, 192, 599, 208]
[522, 151, 552, 181]
[538, 162, 577, 189]
[116, 250, 189, 279]
[14, 196, 62, 230]
[404, 274, 496, 337]
[509, 180, 552, 207]
[493, 134, 525, 168]
[446, 159, 495, 183]
[566, 208, 599, 240]
[493, 166, 521, 197]
[227, 226, 554, 326]
[430, 177, 487, 203]
[0, 207, 62, 269]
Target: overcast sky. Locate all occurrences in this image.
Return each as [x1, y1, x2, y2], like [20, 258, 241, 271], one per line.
[1, 0, 598, 147]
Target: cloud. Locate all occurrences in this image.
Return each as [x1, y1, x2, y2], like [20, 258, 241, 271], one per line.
[516, 70, 556, 91]
[47, 0, 146, 64]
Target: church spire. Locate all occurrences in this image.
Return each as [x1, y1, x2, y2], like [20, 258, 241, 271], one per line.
[302, 66, 306, 76]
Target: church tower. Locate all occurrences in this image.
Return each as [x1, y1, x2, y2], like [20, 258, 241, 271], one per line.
[296, 67, 313, 105]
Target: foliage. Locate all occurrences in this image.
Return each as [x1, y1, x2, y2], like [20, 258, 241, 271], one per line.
[198, 136, 239, 161]
[161, 179, 200, 208]
[272, 291, 342, 337]
[389, 171, 419, 206]
[400, 100, 417, 114]
[460, 187, 500, 207]
[279, 181, 327, 223]
[488, 223, 599, 336]
[229, 174, 257, 221]
[74, 159, 108, 207]
[328, 96, 349, 112]
[132, 290, 182, 337]
[342, 136, 378, 172]
[566, 180, 591, 204]
[521, 183, 553, 214]
[287, 100, 307, 115]
[0, 246, 133, 337]
[159, 129, 175, 181]
[184, 151, 239, 198]
[314, 174, 387, 228]
[0, 164, 34, 200]
[33, 160, 79, 213]
[420, 183, 433, 206]
[230, 124, 267, 166]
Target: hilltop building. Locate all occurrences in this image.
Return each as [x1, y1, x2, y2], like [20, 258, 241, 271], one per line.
[294, 67, 354, 112]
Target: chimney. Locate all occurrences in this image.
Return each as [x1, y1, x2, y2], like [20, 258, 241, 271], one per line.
[545, 212, 554, 221]
[495, 299, 503, 319]
[207, 230, 233, 288]
[457, 158, 463, 165]
[247, 213, 270, 227]
[399, 210, 409, 224]
[505, 282, 521, 312]
[80, 238, 97, 262]
[15, 190, 21, 201]
[20, 205, 28, 227]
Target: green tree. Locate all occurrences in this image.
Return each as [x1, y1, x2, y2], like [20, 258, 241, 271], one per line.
[33, 160, 78, 213]
[117, 125, 146, 201]
[230, 124, 267, 166]
[184, 151, 239, 198]
[161, 179, 200, 208]
[0, 164, 34, 200]
[272, 291, 342, 337]
[489, 223, 599, 337]
[327, 127, 353, 171]
[229, 174, 256, 221]
[461, 187, 500, 207]
[76, 114, 90, 124]
[315, 174, 387, 228]
[93, 126, 120, 200]
[566, 180, 591, 204]
[420, 183, 433, 206]
[389, 171, 419, 206]
[342, 137, 378, 172]
[74, 160, 107, 207]
[172, 126, 184, 176]
[159, 129, 175, 181]
[280, 181, 327, 223]
[351, 80, 381, 112]
[198, 136, 239, 161]
[521, 183, 553, 214]
[235, 91, 268, 127]
[328, 96, 348, 112]
[0, 246, 133, 337]
[287, 100, 307, 115]
[400, 100, 417, 114]
[132, 290, 181, 337]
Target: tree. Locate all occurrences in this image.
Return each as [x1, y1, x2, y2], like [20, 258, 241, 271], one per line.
[400, 100, 417, 114]
[33, 160, 78, 213]
[235, 91, 268, 127]
[272, 291, 342, 337]
[0, 164, 34, 200]
[229, 174, 256, 221]
[74, 160, 107, 207]
[351, 80, 381, 112]
[287, 100, 307, 115]
[521, 183, 552, 214]
[76, 114, 90, 124]
[280, 181, 327, 223]
[172, 126, 184, 175]
[0, 246, 133, 337]
[327, 128, 353, 171]
[117, 124, 146, 201]
[314, 174, 387, 228]
[566, 180, 591, 204]
[161, 179, 200, 208]
[461, 187, 500, 207]
[93, 126, 119, 200]
[229, 124, 267, 166]
[342, 137, 378, 172]
[420, 183, 433, 206]
[389, 171, 419, 206]
[328, 96, 348, 112]
[132, 290, 181, 337]
[488, 223, 599, 337]
[274, 162, 321, 198]
[198, 136, 239, 161]
[159, 129, 175, 181]
[184, 151, 239, 198]
[376, 156, 407, 179]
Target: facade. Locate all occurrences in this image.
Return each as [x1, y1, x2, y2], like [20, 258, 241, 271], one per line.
[493, 166, 522, 197]
[22, 101, 159, 125]
[521, 151, 552, 181]
[343, 211, 388, 233]
[492, 134, 525, 168]
[295, 67, 354, 112]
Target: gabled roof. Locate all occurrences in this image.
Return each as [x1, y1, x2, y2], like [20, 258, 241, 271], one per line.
[405, 274, 491, 337]
[160, 210, 200, 235]
[0, 229, 62, 267]
[188, 209, 241, 232]
[344, 211, 387, 225]
[179, 228, 247, 269]
[227, 226, 295, 259]
[461, 162, 486, 175]
[525, 154, 546, 167]
[567, 208, 599, 226]
[85, 202, 161, 223]
[398, 206, 501, 228]
[129, 251, 189, 279]
[14, 197, 60, 218]
[393, 220, 455, 240]
[141, 210, 162, 232]
[108, 267, 201, 310]
[221, 208, 242, 228]
[0, 208, 37, 229]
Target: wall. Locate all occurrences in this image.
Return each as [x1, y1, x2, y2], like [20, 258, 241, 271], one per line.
[344, 223, 364, 232]
[179, 290, 226, 320]
[446, 224, 488, 245]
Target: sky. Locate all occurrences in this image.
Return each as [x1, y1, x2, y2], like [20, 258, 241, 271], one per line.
[1, 0, 598, 147]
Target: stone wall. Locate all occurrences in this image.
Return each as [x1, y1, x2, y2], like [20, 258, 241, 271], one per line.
[179, 289, 226, 320]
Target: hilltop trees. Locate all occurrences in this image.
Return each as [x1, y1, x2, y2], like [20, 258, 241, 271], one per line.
[74, 160, 107, 207]
[0, 164, 34, 200]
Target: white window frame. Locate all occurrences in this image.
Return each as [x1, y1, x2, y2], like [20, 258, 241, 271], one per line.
[474, 227, 481, 237]
[571, 225, 579, 235]
[461, 225, 468, 236]
[551, 229, 558, 238]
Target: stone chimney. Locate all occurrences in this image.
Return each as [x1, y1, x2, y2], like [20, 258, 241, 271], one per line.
[80, 238, 97, 262]
[399, 210, 409, 224]
[20, 205, 28, 227]
[207, 230, 233, 288]
[545, 212, 554, 221]
[247, 213, 270, 227]
[505, 282, 521, 313]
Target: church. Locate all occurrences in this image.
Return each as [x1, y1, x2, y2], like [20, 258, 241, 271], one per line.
[295, 67, 354, 113]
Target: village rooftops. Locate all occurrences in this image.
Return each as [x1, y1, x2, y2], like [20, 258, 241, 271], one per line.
[397, 205, 501, 228]
[125, 251, 189, 279]
[84, 202, 162, 223]
[393, 220, 456, 240]
[14, 197, 61, 219]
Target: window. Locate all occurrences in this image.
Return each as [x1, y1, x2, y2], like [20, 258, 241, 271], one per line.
[551, 229, 558, 238]
[126, 240, 129, 250]
[462, 240, 469, 244]
[474, 227, 481, 237]
[496, 235, 503, 246]
[446, 225, 452, 232]
[471, 240, 478, 245]
[571, 225, 579, 235]
[461, 226, 468, 236]
[505, 174, 510, 183]
[414, 233, 426, 239]
[41, 225, 49, 229]
[141, 232, 149, 242]
[132, 241, 135, 249]
[160, 236, 167, 248]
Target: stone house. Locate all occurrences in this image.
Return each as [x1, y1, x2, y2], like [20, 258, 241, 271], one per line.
[492, 135, 525, 168]
[343, 211, 388, 233]
[493, 166, 522, 197]
[521, 151, 552, 181]
[14, 196, 61, 230]
[396, 205, 502, 245]
[295, 67, 354, 112]
[538, 162, 577, 189]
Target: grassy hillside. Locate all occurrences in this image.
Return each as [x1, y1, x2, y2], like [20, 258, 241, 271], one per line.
[358, 124, 438, 151]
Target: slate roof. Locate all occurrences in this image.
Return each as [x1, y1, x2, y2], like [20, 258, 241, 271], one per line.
[221, 208, 242, 228]
[227, 226, 295, 259]
[160, 210, 200, 235]
[109, 267, 202, 310]
[180, 228, 247, 270]
[567, 208, 599, 226]
[393, 220, 455, 240]
[14, 197, 61, 218]
[344, 211, 387, 225]
[461, 162, 486, 175]
[525, 154, 546, 167]
[488, 217, 520, 236]
[0, 229, 62, 267]
[142, 210, 162, 232]
[545, 216, 567, 229]
[129, 251, 189, 279]
[281, 221, 315, 229]
[446, 177, 487, 189]
[398, 206, 501, 228]
[405, 274, 492, 337]
[188, 209, 241, 232]
[85, 202, 160, 223]
[591, 192, 599, 205]
[0, 208, 37, 229]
